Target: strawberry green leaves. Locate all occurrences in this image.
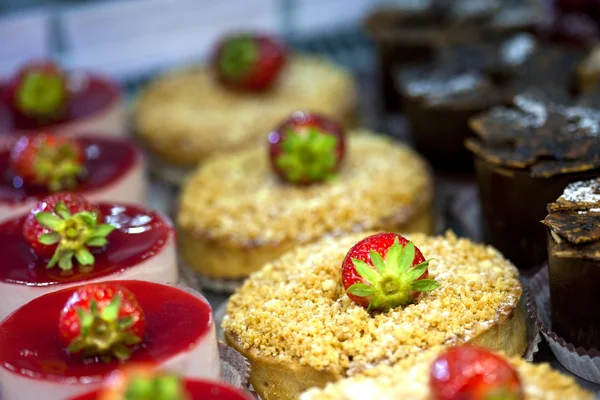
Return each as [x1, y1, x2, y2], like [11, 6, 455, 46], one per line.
[125, 374, 188, 400]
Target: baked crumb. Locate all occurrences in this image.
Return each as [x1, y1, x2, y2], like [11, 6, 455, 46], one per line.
[223, 231, 521, 375]
[178, 132, 432, 244]
[301, 348, 594, 400]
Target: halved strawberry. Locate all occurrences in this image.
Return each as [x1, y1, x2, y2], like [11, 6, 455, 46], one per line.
[10, 134, 85, 191]
[430, 346, 524, 400]
[59, 283, 146, 361]
[341, 233, 439, 312]
[268, 112, 346, 184]
[6, 60, 69, 122]
[22, 193, 115, 270]
[213, 33, 286, 91]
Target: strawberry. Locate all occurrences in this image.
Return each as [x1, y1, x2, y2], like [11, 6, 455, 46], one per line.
[430, 346, 524, 400]
[10, 134, 85, 192]
[97, 366, 189, 400]
[59, 283, 146, 361]
[268, 112, 346, 184]
[6, 60, 69, 123]
[22, 193, 115, 270]
[341, 233, 438, 312]
[213, 33, 286, 91]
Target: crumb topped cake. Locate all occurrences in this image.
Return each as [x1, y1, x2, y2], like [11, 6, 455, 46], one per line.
[223, 231, 526, 400]
[178, 130, 434, 282]
[301, 347, 594, 400]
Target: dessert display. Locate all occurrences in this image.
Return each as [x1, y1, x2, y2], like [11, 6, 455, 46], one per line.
[301, 346, 594, 399]
[0, 60, 126, 141]
[223, 231, 526, 400]
[542, 178, 600, 351]
[70, 367, 251, 400]
[0, 193, 177, 320]
[133, 33, 357, 184]
[466, 92, 600, 271]
[178, 112, 434, 285]
[363, 0, 543, 111]
[0, 280, 220, 400]
[0, 134, 146, 222]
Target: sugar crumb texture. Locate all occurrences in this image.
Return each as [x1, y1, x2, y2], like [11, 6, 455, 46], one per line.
[178, 132, 432, 244]
[223, 231, 521, 375]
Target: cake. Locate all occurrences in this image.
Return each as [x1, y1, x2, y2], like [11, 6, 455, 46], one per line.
[178, 113, 434, 284]
[542, 178, 600, 351]
[301, 346, 594, 400]
[0, 280, 220, 400]
[466, 91, 600, 271]
[223, 231, 526, 400]
[133, 33, 357, 184]
[0, 60, 126, 142]
[0, 134, 146, 222]
[0, 193, 177, 320]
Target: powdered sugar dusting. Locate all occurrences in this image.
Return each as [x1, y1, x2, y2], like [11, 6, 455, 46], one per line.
[560, 179, 600, 204]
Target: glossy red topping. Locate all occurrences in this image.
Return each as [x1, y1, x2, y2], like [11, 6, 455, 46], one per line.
[341, 233, 438, 312]
[0, 281, 211, 382]
[430, 346, 524, 400]
[0, 203, 171, 286]
[59, 283, 146, 361]
[268, 112, 346, 184]
[213, 33, 286, 91]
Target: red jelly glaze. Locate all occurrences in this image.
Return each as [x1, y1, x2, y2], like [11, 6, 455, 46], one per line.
[0, 74, 120, 133]
[0, 137, 137, 203]
[0, 280, 212, 382]
[71, 380, 252, 400]
[0, 203, 172, 285]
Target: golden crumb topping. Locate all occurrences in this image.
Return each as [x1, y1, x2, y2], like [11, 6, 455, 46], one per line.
[133, 55, 356, 164]
[178, 132, 432, 244]
[223, 232, 521, 375]
[301, 348, 594, 400]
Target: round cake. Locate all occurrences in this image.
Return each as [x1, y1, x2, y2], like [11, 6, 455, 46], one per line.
[223, 231, 527, 400]
[178, 131, 434, 282]
[134, 54, 356, 181]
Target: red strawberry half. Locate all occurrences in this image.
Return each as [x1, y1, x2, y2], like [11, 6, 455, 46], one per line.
[59, 283, 146, 361]
[341, 233, 438, 312]
[268, 112, 346, 184]
[6, 60, 69, 123]
[430, 346, 524, 400]
[23, 193, 115, 270]
[213, 33, 286, 91]
[10, 134, 85, 192]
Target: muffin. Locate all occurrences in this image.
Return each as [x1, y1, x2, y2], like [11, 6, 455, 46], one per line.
[178, 112, 434, 285]
[223, 231, 527, 400]
[466, 91, 600, 271]
[302, 346, 594, 400]
[133, 33, 357, 184]
[542, 178, 600, 351]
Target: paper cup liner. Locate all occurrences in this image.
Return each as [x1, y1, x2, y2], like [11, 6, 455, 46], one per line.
[527, 266, 600, 383]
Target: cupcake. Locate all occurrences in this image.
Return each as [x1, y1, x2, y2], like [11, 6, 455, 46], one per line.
[177, 112, 434, 287]
[0, 60, 126, 142]
[133, 33, 357, 184]
[302, 346, 594, 400]
[223, 231, 527, 400]
[542, 178, 600, 351]
[466, 92, 600, 271]
[0, 281, 219, 400]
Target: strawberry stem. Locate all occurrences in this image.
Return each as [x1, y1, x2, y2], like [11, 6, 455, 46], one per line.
[16, 70, 67, 121]
[125, 374, 189, 400]
[32, 140, 85, 192]
[218, 37, 258, 82]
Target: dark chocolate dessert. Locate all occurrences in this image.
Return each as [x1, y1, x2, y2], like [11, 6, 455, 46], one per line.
[466, 92, 600, 270]
[542, 178, 600, 351]
[364, 0, 543, 111]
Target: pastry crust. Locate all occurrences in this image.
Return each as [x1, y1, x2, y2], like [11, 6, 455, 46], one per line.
[223, 231, 527, 400]
[301, 347, 594, 400]
[133, 55, 357, 167]
[178, 132, 434, 279]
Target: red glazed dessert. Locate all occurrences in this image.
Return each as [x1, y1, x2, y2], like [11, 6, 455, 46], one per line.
[0, 280, 220, 400]
[70, 367, 251, 400]
[0, 134, 146, 222]
[0, 61, 126, 143]
[0, 194, 177, 320]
